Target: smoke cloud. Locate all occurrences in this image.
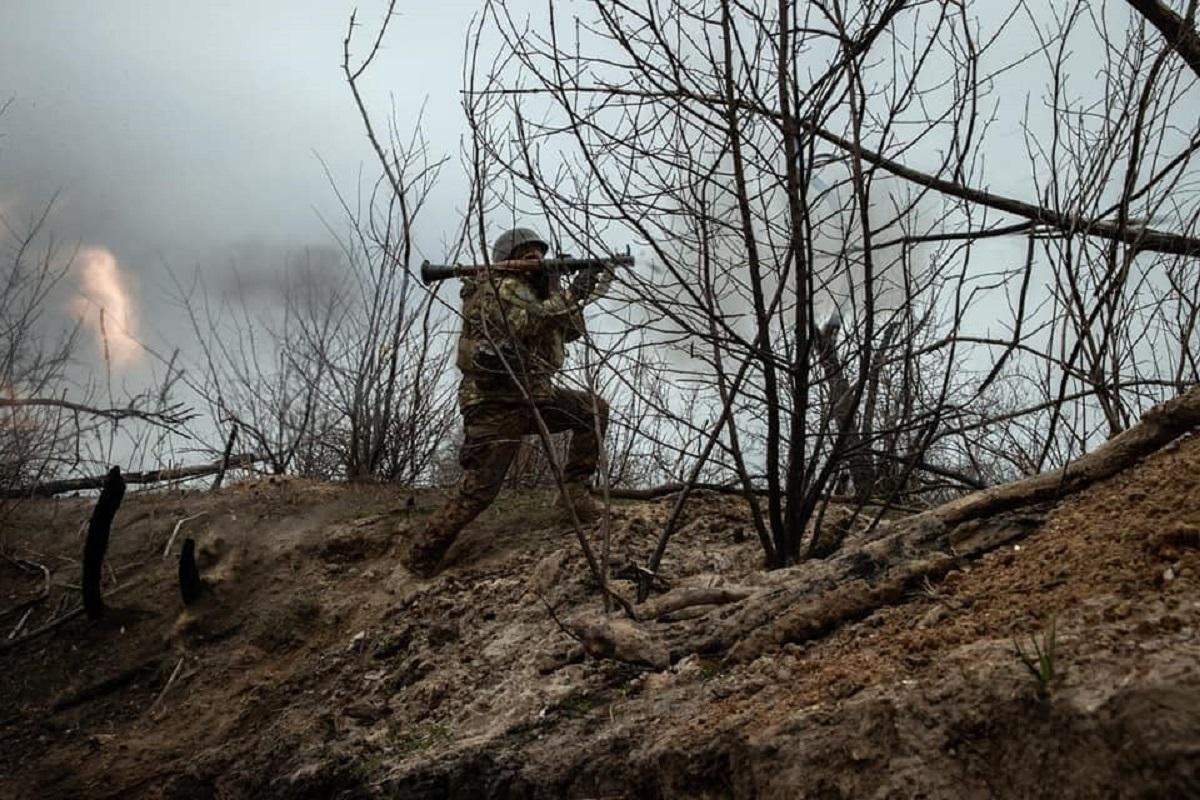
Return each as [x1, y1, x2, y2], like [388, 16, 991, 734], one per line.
[72, 246, 140, 369]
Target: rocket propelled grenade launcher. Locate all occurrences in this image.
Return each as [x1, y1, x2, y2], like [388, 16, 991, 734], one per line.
[420, 253, 635, 285]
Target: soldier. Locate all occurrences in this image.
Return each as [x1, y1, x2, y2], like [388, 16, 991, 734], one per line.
[403, 227, 613, 577]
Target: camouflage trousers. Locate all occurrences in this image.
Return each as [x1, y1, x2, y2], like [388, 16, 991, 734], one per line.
[408, 387, 609, 572]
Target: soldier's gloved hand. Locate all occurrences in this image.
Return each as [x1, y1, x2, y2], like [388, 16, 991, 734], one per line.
[592, 264, 614, 300]
[567, 267, 597, 300]
[567, 265, 613, 305]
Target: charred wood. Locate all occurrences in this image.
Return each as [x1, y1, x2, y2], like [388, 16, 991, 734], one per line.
[178, 538, 201, 605]
[3, 453, 263, 498]
[82, 467, 125, 620]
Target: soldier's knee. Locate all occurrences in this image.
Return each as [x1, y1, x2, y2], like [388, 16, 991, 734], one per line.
[477, 480, 505, 505]
[459, 475, 504, 508]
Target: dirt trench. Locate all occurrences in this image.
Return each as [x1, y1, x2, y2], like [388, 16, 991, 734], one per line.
[1, 437, 1199, 798]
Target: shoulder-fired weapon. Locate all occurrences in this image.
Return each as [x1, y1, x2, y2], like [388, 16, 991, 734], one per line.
[420, 254, 635, 285]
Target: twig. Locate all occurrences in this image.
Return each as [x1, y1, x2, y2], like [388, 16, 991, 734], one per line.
[1127, 0, 1200, 80]
[163, 513, 207, 559]
[532, 590, 582, 644]
[0, 397, 191, 427]
[0, 576, 145, 653]
[8, 607, 33, 639]
[148, 655, 186, 716]
[30, 550, 79, 567]
[0, 556, 51, 620]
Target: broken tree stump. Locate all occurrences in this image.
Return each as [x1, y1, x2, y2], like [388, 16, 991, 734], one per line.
[81, 466, 126, 620]
[179, 538, 201, 605]
[211, 423, 239, 491]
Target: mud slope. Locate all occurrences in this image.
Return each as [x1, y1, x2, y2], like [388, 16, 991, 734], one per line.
[2, 436, 1198, 799]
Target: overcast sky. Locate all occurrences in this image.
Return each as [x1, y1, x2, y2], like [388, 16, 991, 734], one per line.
[1, 1, 485, 276]
[2, 3, 1176, 364]
[4, 1, 1189, 475]
[1, 2, 1115, 316]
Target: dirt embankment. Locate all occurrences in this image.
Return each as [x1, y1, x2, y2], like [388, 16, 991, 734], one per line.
[2, 436, 1199, 799]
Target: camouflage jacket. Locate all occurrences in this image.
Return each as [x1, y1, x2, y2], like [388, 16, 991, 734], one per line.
[456, 272, 586, 408]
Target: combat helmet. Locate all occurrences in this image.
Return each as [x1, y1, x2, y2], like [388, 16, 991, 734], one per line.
[492, 227, 548, 262]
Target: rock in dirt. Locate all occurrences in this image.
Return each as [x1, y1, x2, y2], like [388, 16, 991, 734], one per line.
[527, 549, 571, 598]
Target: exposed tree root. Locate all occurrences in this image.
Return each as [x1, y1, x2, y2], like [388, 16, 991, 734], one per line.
[726, 553, 957, 663]
[568, 611, 670, 670]
[50, 657, 163, 713]
[635, 586, 754, 621]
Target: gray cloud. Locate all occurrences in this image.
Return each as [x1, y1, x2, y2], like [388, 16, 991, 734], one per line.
[0, 1, 484, 283]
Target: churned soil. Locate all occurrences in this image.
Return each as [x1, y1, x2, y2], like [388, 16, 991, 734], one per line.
[1, 435, 1198, 799]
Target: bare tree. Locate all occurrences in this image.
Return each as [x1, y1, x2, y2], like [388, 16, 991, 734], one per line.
[1, 195, 190, 509]
[176, 226, 456, 484]
[173, 255, 330, 476]
[456, 0, 1199, 575]
[313, 157, 459, 484]
[336, 0, 1199, 594]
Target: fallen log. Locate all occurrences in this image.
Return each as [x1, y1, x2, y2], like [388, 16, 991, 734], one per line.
[2, 453, 264, 498]
[606, 482, 768, 500]
[911, 386, 1200, 529]
[669, 387, 1200, 663]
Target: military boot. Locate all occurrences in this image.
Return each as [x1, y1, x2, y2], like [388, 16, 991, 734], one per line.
[402, 526, 455, 579]
[553, 482, 603, 524]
